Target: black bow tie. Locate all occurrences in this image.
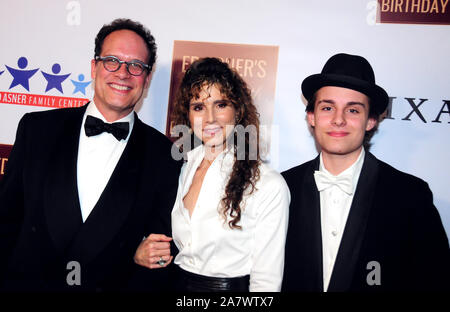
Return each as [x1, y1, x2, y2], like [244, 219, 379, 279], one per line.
[84, 115, 129, 141]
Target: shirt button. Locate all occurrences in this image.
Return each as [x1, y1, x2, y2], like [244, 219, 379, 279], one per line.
[331, 230, 338, 236]
[189, 259, 194, 265]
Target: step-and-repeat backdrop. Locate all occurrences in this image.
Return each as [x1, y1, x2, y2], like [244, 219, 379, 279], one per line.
[1, 0, 449, 237]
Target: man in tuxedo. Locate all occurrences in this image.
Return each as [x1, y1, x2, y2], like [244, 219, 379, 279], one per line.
[0, 18, 180, 291]
[282, 53, 449, 292]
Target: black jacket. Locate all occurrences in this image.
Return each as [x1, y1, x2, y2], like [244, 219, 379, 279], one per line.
[0, 105, 181, 292]
[281, 152, 449, 292]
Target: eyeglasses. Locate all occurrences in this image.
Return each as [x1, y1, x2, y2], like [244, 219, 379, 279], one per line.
[95, 55, 150, 76]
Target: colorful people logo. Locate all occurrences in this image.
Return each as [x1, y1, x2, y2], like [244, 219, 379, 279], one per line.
[2, 56, 91, 96]
[41, 63, 71, 93]
[71, 74, 92, 95]
[6, 57, 39, 91]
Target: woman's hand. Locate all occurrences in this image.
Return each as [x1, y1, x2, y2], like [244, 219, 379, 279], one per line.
[134, 233, 173, 269]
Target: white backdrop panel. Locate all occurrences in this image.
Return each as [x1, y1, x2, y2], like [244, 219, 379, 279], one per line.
[0, 0, 448, 236]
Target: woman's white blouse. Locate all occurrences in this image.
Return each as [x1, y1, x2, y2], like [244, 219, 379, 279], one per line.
[172, 145, 290, 291]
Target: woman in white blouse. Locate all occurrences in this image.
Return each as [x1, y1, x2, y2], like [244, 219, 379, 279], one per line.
[134, 57, 290, 291]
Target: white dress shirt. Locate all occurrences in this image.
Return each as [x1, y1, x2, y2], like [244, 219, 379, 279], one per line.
[172, 144, 290, 291]
[316, 148, 365, 292]
[77, 102, 134, 222]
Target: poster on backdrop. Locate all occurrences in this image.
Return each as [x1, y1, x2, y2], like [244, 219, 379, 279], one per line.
[376, 0, 450, 24]
[0, 144, 11, 182]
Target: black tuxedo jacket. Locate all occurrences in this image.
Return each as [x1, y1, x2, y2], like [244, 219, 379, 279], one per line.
[0, 105, 181, 292]
[281, 152, 449, 292]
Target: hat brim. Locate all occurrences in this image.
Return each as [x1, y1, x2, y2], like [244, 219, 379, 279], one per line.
[301, 73, 389, 115]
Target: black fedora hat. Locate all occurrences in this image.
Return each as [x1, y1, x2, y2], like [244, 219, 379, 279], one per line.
[301, 53, 389, 115]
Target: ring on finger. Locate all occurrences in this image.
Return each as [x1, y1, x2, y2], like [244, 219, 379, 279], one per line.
[157, 256, 166, 266]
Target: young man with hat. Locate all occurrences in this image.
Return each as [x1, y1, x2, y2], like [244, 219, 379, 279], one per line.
[281, 53, 449, 292]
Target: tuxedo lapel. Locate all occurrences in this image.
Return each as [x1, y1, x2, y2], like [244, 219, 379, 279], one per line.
[68, 116, 145, 264]
[44, 105, 86, 253]
[300, 157, 324, 291]
[327, 152, 379, 292]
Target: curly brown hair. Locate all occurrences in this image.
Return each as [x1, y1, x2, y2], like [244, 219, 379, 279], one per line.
[172, 57, 261, 229]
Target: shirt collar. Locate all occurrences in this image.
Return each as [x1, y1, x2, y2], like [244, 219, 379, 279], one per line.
[319, 147, 365, 194]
